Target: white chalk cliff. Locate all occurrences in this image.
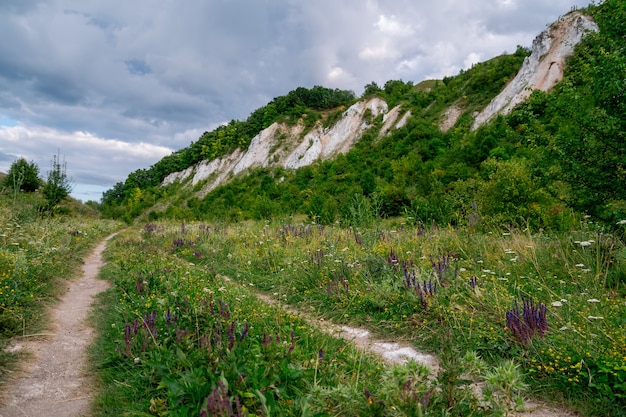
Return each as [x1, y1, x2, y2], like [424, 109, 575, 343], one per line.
[163, 97, 409, 194]
[471, 11, 598, 130]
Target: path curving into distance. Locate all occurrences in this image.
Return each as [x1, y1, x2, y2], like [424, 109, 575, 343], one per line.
[0, 233, 117, 417]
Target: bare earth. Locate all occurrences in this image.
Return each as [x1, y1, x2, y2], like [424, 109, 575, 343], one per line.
[0, 234, 116, 417]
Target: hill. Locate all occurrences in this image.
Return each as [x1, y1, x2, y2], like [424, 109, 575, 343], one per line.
[100, 1, 625, 230]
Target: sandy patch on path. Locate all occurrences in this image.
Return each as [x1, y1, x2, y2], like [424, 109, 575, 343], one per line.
[0, 233, 117, 417]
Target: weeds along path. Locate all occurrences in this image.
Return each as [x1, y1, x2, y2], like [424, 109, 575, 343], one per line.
[0, 233, 117, 417]
[218, 273, 576, 417]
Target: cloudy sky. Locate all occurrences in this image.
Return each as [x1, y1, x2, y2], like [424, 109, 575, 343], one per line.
[0, 0, 590, 201]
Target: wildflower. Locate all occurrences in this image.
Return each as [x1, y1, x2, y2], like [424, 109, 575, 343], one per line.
[551, 301, 563, 307]
[587, 299, 600, 303]
[588, 316, 604, 320]
[228, 321, 236, 350]
[506, 296, 548, 345]
[469, 276, 477, 288]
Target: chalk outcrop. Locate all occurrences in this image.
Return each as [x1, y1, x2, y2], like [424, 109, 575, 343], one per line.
[163, 97, 406, 194]
[162, 11, 599, 194]
[471, 11, 598, 130]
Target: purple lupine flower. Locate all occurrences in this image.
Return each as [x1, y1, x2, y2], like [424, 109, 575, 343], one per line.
[288, 330, 295, 353]
[506, 296, 548, 344]
[218, 300, 230, 320]
[469, 276, 477, 288]
[228, 320, 236, 350]
[240, 322, 249, 341]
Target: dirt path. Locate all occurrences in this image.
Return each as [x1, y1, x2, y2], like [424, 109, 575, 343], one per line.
[0, 234, 116, 417]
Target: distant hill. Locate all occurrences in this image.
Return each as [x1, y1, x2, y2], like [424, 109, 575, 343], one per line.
[101, 1, 625, 228]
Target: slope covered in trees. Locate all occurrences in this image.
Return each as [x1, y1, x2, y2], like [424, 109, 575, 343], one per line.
[101, 1, 625, 232]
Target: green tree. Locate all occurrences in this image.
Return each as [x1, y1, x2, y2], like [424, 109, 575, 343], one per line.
[363, 81, 382, 97]
[42, 152, 72, 209]
[4, 158, 41, 192]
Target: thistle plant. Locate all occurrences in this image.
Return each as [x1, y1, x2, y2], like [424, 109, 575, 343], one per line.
[483, 359, 528, 414]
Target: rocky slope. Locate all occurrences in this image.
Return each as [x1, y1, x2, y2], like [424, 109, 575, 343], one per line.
[163, 97, 410, 194]
[163, 10, 597, 194]
[471, 11, 598, 130]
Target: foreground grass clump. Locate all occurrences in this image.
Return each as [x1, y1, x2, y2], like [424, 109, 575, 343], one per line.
[0, 192, 121, 386]
[99, 218, 625, 417]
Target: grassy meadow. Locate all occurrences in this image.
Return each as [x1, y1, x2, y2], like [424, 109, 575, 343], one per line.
[90, 215, 626, 416]
[0, 192, 121, 389]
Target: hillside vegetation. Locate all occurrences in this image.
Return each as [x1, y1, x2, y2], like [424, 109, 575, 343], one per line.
[99, 1, 624, 232]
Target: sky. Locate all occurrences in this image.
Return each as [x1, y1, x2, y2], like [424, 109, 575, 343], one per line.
[0, 0, 591, 202]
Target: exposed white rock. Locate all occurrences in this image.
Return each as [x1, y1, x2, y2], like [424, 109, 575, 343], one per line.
[162, 166, 194, 185]
[164, 97, 395, 194]
[232, 123, 282, 175]
[395, 110, 411, 129]
[283, 98, 388, 168]
[472, 11, 598, 130]
[193, 149, 243, 189]
[380, 105, 404, 136]
[440, 104, 463, 132]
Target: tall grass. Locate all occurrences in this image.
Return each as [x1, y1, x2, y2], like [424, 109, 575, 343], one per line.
[90, 217, 625, 416]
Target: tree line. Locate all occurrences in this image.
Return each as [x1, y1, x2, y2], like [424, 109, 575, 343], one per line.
[1, 152, 73, 212]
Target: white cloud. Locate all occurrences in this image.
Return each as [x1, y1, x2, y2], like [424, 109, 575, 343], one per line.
[359, 42, 400, 62]
[0, 125, 172, 185]
[375, 15, 415, 38]
[464, 52, 483, 69]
